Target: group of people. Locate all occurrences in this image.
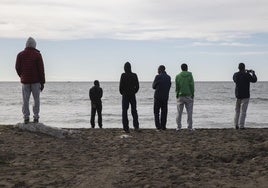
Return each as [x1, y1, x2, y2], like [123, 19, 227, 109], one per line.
[87, 61, 257, 132]
[15, 37, 258, 132]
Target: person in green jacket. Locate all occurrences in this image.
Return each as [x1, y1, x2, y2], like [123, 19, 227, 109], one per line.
[175, 63, 195, 131]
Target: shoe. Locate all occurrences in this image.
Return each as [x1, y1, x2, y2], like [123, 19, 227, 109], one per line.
[124, 129, 130, 133]
[24, 118, 30, 124]
[235, 125, 239, 130]
[156, 129, 161, 132]
[176, 128, 181, 132]
[134, 128, 141, 133]
[240, 127, 246, 130]
[33, 119, 39, 123]
[162, 127, 167, 131]
[188, 128, 195, 131]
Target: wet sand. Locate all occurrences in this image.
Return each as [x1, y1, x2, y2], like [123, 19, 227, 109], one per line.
[0, 125, 268, 188]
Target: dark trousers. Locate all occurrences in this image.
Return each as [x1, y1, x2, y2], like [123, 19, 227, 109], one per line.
[122, 95, 139, 131]
[154, 99, 168, 130]
[90, 103, 102, 128]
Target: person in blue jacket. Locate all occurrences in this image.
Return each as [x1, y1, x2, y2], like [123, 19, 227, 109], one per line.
[152, 65, 171, 130]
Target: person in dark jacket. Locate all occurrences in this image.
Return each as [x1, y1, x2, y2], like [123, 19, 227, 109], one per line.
[152, 65, 171, 130]
[15, 37, 45, 124]
[119, 62, 140, 133]
[89, 80, 103, 128]
[233, 63, 257, 129]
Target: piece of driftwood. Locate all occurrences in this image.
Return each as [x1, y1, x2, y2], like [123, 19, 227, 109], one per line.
[14, 123, 77, 138]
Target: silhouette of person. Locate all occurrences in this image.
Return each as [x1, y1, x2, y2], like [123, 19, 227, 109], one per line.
[175, 63, 195, 131]
[119, 62, 140, 133]
[233, 63, 257, 129]
[89, 80, 103, 128]
[15, 37, 45, 124]
[152, 65, 171, 130]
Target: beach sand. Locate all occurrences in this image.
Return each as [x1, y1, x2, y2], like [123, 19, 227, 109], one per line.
[0, 125, 267, 188]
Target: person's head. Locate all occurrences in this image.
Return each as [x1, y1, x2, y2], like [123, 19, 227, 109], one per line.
[94, 80, 100, 87]
[124, 62, 132, 73]
[181, 63, 188, 71]
[158, 65, 166, 74]
[25, 37, 36, 48]
[238, 63, 245, 71]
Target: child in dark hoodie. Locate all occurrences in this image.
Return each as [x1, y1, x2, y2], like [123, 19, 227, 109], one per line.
[89, 80, 103, 128]
[119, 62, 140, 133]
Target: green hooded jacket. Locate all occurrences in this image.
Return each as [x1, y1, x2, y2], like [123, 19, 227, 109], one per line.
[175, 71, 194, 98]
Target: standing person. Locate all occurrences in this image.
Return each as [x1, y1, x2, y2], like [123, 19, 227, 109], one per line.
[233, 63, 257, 129]
[152, 65, 171, 130]
[175, 63, 195, 131]
[119, 62, 140, 133]
[15, 37, 45, 124]
[89, 80, 103, 128]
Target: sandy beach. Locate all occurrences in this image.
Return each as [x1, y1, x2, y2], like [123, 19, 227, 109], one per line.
[0, 125, 267, 188]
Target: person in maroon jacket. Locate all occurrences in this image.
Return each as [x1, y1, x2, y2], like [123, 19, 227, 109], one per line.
[16, 37, 45, 124]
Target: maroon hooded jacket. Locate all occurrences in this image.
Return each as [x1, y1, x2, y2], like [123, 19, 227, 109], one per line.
[16, 47, 45, 84]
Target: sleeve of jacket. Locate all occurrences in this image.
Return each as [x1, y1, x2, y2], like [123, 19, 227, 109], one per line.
[175, 75, 180, 97]
[100, 88, 103, 98]
[233, 73, 237, 83]
[152, 75, 159, 89]
[168, 75, 172, 89]
[15, 53, 21, 77]
[190, 74, 195, 97]
[37, 54, 45, 84]
[119, 74, 124, 95]
[250, 73, 257, 83]
[89, 88, 93, 100]
[134, 73, 139, 93]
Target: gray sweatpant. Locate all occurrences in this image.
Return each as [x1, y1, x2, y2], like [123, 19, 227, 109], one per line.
[176, 96, 194, 129]
[22, 83, 41, 120]
[234, 98, 249, 128]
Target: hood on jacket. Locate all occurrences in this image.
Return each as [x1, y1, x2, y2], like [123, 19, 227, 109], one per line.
[124, 62, 132, 73]
[180, 71, 192, 77]
[26, 37, 36, 48]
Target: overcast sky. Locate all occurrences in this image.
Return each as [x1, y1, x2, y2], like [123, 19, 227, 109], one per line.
[1, 0, 268, 81]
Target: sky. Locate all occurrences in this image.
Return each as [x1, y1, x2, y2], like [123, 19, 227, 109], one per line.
[1, 0, 268, 81]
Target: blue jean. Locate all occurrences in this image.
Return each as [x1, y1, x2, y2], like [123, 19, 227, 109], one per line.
[122, 95, 139, 131]
[234, 98, 249, 128]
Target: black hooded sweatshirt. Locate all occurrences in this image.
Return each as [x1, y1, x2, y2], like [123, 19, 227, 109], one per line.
[119, 63, 139, 96]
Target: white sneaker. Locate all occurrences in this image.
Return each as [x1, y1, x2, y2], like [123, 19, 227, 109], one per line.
[188, 128, 195, 131]
[176, 128, 181, 132]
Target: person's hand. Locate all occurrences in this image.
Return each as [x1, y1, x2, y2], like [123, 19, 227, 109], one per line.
[40, 83, 44, 92]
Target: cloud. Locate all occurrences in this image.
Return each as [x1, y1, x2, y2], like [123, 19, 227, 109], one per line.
[192, 42, 255, 47]
[199, 50, 268, 56]
[1, 0, 268, 41]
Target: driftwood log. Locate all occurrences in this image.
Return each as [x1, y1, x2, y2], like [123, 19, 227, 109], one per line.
[14, 123, 76, 138]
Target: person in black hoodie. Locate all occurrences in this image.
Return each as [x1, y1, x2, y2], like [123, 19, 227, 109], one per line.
[233, 63, 257, 129]
[89, 80, 103, 128]
[119, 62, 140, 133]
[152, 65, 171, 130]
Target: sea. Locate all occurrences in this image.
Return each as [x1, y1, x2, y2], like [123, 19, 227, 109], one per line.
[0, 82, 267, 129]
